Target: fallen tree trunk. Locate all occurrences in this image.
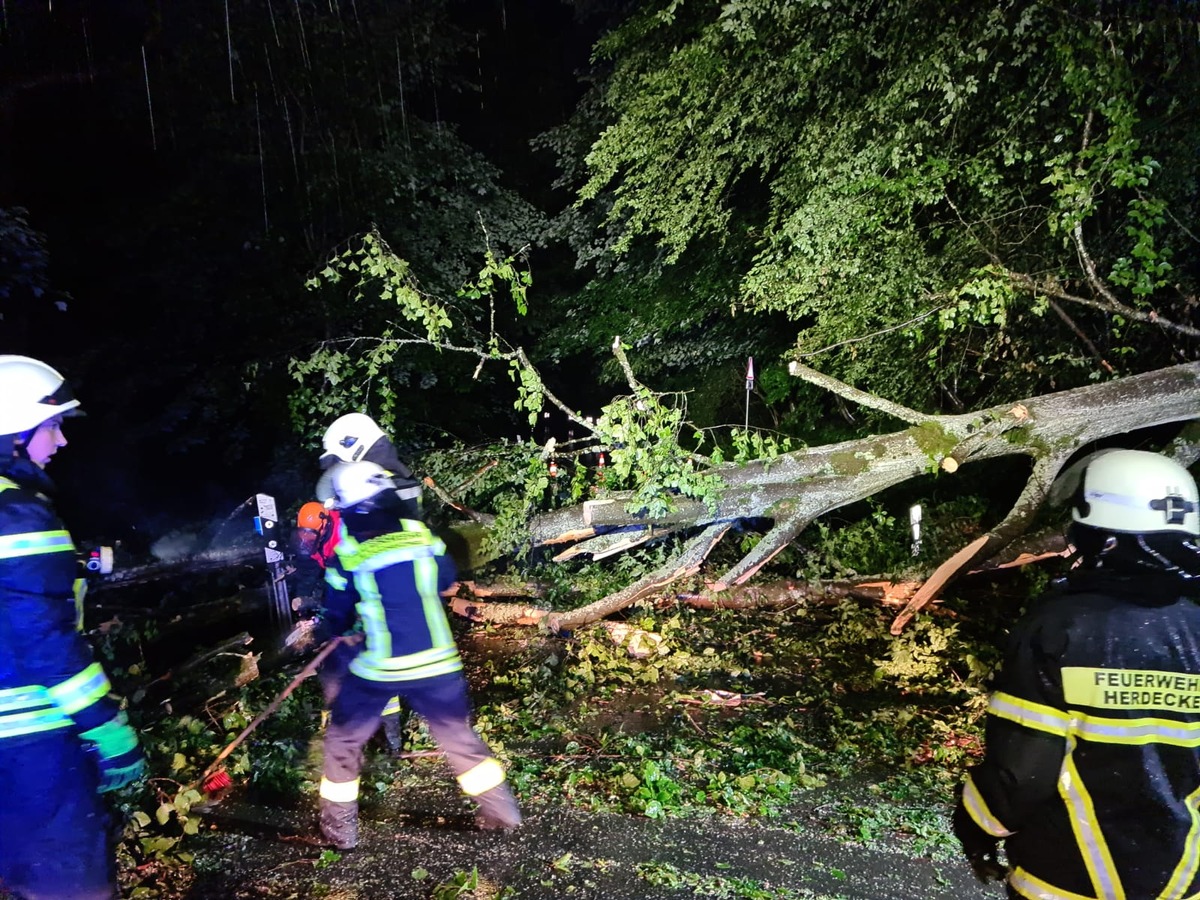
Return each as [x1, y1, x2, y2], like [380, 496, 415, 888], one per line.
[447, 543, 1057, 626]
[509, 362, 1199, 633]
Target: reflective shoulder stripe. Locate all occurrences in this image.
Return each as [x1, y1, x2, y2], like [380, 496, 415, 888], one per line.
[0, 477, 17, 492]
[457, 758, 506, 797]
[45, 662, 112, 715]
[399, 518, 445, 554]
[1008, 866, 1096, 900]
[988, 691, 1071, 737]
[1058, 736, 1123, 899]
[0, 529, 75, 560]
[962, 773, 1013, 838]
[319, 776, 360, 803]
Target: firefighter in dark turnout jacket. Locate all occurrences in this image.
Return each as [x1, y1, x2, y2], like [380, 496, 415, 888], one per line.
[0, 355, 145, 899]
[317, 461, 521, 849]
[297, 499, 407, 752]
[955, 449, 1200, 900]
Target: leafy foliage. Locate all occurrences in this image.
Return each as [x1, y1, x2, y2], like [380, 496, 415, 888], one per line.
[477, 591, 1003, 823]
[637, 860, 804, 899]
[0, 206, 70, 339]
[288, 227, 535, 449]
[593, 384, 724, 517]
[559, 0, 1200, 416]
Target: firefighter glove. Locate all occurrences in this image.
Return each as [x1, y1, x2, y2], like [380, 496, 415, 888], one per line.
[953, 794, 1007, 884]
[81, 711, 146, 793]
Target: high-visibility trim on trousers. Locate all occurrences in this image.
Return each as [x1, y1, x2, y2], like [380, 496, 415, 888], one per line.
[319, 776, 360, 803]
[457, 757, 506, 796]
[962, 773, 1014, 838]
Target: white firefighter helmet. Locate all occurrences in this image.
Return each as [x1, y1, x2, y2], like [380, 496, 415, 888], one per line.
[0, 355, 83, 436]
[330, 460, 395, 510]
[1067, 449, 1199, 536]
[321, 412, 386, 465]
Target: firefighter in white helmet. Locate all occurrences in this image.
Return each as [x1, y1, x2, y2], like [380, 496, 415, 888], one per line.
[314, 413, 421, 754]
[0, 356, 144, 899]
[316, 412, 423, 518]
[316, 461, 521, 848]
[955, 449, 1200, 899]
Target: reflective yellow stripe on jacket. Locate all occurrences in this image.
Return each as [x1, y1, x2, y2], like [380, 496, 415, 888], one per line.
[0, 529, 75, 559]
[0, 685, 72, 738]
[989, 689, 1200, 899]
[336, 525, 462, 683]
[0, 663, 112, 739]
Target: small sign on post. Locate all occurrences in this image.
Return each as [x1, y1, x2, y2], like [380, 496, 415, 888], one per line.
[909, 504, 923, 557]
[254, 493, 292, 626]
[744, 356, 755, 434]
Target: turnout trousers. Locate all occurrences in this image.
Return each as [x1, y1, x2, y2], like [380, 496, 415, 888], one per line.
[0, 731, 116, 900]
[319, 640, 405, 749]
[319, 670, 519, 847]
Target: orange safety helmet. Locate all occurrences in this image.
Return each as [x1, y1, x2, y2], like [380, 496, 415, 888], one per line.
[296, 501, 330, 531]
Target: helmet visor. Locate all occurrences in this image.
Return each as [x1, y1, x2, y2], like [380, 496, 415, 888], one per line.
[44, 380, 84, 417]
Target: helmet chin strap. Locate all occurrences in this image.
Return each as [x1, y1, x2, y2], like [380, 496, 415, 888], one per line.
[1134, 535, 1200, 582]
[0, 433, 24, 460]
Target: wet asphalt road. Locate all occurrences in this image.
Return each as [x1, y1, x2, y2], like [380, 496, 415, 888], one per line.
[183, 782, 1004, 899]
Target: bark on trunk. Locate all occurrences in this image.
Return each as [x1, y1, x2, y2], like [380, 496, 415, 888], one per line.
[492, 362, 1200, 633]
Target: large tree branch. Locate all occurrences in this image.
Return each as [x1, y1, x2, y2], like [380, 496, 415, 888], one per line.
[787, 361, 935, 425]
[1002, 269, 1200, 339]
[889, 451, 1073, 633]
[514, 362, 1198, 632]
[709, 511, 809, 590]
[545, 522, 731, 633]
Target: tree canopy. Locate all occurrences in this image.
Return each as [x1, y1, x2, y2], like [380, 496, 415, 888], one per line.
[1, 0, 1197, 546]
[550, 0, 1199, 424]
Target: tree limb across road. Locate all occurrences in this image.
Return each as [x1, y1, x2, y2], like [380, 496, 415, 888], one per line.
[471, 362, 1200, 634]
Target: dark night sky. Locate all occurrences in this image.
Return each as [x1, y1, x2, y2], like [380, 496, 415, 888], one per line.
[0, 0, 601, 547]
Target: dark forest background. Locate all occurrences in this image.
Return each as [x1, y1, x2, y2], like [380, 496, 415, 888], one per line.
[2, 0, 606, 542]
[2, 0, 1196, 549]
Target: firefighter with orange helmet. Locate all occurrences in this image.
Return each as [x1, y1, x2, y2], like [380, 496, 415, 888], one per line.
[955, 449, 1200, 899]
[296, 500, 340, 568]
[0, 356, 144, 899]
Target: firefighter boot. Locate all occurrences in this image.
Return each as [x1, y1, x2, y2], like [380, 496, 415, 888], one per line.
[473, 782, 522, 831]
[319, 798, 359, 850]
[381, 711, 403, 754]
